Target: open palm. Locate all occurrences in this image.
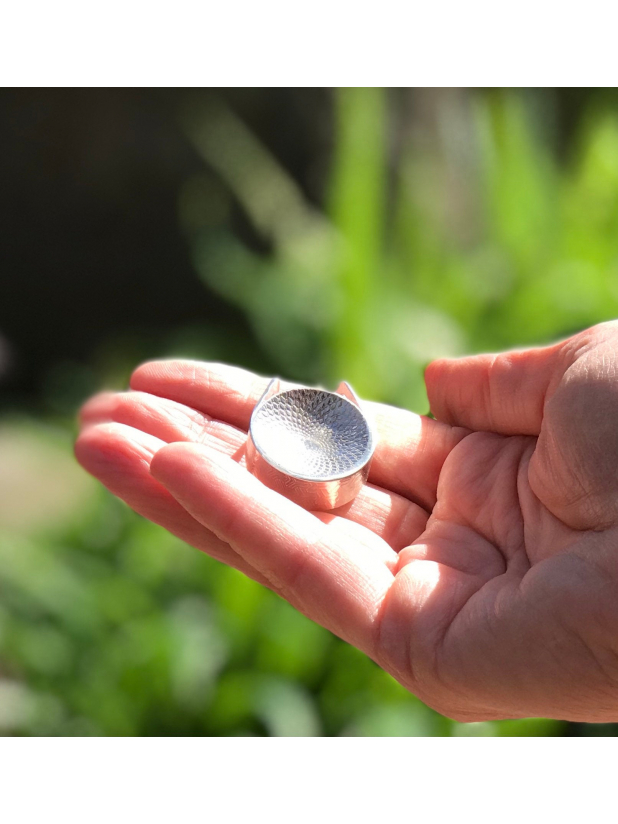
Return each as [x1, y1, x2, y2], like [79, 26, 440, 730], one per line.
[76, 322, 618, 722]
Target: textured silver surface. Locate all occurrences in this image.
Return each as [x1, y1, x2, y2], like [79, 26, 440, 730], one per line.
[250, 388, 372, 481]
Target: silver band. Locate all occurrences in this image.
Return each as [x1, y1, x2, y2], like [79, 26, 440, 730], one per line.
[246, 379, 375, 510]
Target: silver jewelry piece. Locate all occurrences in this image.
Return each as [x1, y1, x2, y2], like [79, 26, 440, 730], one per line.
[246, 379, 376, 510]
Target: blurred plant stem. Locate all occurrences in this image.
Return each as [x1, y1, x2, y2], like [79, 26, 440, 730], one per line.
[328, 87, 387, 394]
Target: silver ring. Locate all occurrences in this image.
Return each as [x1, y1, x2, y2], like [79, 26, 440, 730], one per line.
[246, 379, 376, 510]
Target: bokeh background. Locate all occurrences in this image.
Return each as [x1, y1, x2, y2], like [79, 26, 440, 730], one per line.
[2, 87, 618, 736]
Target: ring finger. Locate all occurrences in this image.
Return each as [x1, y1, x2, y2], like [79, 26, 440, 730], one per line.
[80, 390, 429, 550]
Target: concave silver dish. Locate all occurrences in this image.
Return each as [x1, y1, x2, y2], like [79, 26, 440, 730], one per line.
[246, 381, 375, 510]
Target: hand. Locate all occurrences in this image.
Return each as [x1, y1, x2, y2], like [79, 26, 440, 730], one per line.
[75, 321, 618, 722]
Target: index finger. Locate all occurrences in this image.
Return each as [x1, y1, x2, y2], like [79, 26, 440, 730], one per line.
[150, 441, 395, 656]
[131, 360, 467, 509]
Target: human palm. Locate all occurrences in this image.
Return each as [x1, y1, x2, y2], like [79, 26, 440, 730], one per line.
[76, 322, 618, 722]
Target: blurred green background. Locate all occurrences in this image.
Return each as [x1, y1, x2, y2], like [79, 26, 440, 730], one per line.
[2, 88, 618, 736]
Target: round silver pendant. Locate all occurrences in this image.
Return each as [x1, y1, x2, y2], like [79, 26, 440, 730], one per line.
[246, 379, 375, 510]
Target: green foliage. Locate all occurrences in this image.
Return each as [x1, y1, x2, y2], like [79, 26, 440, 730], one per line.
[4, 88, 618, 734]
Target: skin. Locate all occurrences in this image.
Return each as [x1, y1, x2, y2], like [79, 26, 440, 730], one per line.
[75, 321, 618, 722]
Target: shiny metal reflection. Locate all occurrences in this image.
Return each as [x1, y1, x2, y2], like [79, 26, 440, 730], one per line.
[247, 379, 375, 510]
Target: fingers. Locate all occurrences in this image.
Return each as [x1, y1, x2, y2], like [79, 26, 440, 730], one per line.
[366, 403, 467, 509]
[130, 359, 467, 509]
[74, 421, 275, 589]
[425, 322, 618, 530]
[332, 484, 428, 551]
[150, 442, 396, 655]
[80, 390, 429, 550]
[425, 340, 570, 436]
[130, 360, 275, 429]
[80, 390, 246, 455]
[313, 511, 396, 556]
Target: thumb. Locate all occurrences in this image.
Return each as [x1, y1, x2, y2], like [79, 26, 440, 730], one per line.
[424, 341, 569, 436]
[426, 322, 618, 531]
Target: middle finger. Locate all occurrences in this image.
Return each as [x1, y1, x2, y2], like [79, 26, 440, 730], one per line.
[80, 390, 428, 550]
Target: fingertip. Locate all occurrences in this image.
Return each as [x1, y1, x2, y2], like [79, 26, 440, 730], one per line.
[73, 426, 95, 471]
[423, 357, 452, 389]
[149, 440, 190, 481]
[129, 359, 163, 391]
[150, 441, 229, 485]
[423, 359, 440, 381]
[130, 358, 222, 391]
[130, 358, 195, 391]
[77, 391, 117, 427]
[75, 421, 164, 484]
[423, 358, 451, 417]
[74, 422, 117, 475]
